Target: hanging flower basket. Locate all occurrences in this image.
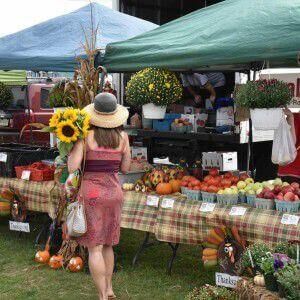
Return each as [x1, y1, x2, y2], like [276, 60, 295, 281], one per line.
[142, 103, 166, 119]
[250, 108, 283, 130]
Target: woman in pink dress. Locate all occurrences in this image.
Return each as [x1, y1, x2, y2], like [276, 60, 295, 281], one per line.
[68, 93, 131, 300]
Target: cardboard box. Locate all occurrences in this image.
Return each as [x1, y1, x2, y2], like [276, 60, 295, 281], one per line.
[202, 151, 238, 171]
[195, 113, 208, 132]
[131, 147, 148, 162]
[216, 106, 234, 126]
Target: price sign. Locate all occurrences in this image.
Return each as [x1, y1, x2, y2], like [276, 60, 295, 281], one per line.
[21, 170, 31, 181]
[281, 214, 299, 226]
[9, 221, 30, 233]
[161, 198, 175, 209]
[199, 202, 216, 212]
[216, 272, 240, 288]
[229, 206, 247, 216]
[0, 153, 7, 162]
[146, 195, 159, 207]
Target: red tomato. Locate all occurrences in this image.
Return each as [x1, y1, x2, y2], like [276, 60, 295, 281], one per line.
[181, 181, 188, 187]
[188, 183, 193, 188]
[239, 173, 250, 181]
[215, 176, 222, 184]
[224, 172, 233, 179]
[221, 179, 232, 188]
[231, 176, 239, 184]
[201, 185, 208, 192]
[207, 185, 218, 193]
[191, 179, 201, 187]
[182, 176, 193, 182]
[209, 168, 219, 177]
[209, 177, 220, 186]
[193, 186, 201, 190]
[204, 175, 213, 183]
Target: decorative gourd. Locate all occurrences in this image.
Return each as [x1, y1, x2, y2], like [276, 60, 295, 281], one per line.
[35, 237, 51, 264]
[169, 179, 182, 193]
[49, 254, 64, 269]
[254, 275, 265, 286]
[156, 183, 173, 195]
[67, 257, 84, 272]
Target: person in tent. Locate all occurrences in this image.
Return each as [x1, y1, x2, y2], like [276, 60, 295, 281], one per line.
[278, 108, 300, 183]
[180, 72, 226, 108]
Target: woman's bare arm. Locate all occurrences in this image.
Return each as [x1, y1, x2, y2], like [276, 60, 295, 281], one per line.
[120, 133, 131, 174]
[67, 140, 84, 173]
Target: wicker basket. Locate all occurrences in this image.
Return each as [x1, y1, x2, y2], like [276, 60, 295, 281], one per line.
[217, 194, 239, 206]
[254, 198, 275, 210]
[15, 163, 55, 182]
[275, 200, 300, 213]
[201, 192, 216, 203]
[246, 194, 256, 206]
[185, 188, 201, 201]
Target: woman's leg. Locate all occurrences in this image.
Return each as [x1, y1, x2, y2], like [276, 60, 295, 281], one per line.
[102, 245, 115, 297]
[88, 245, 108, 300]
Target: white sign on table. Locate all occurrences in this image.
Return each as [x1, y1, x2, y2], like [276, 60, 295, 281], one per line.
[161, 197, 175, 209]
[229, 206, 247, 216]
[215, 272, 240, 288]
[199, 202, 216, 213]
[21, 170, 31, 181]
[0, 153, 7, 162]
[281, 214, 299, 226]
[9, 221, 30, 233]
[146, 195, 160, 207]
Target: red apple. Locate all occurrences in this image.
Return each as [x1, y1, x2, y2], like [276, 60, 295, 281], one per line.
[283, 192, 295, 202]
[282, 186, 294, 194]
[295, 195, 299, 201]
[273, 185, 282, 194]
[291, 182, 300, 189]
[276, 194, 284, 200]
[239, 173, 250, 181]
[262, 187, 271, 194]
[257, 192, 264, 198]
[264, 191, 275, 199]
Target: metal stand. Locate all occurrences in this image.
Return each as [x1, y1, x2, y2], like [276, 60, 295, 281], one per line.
[132, 232, 180, 275]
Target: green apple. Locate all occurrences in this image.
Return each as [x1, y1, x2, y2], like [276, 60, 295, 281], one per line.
[237, 181, 246, 189]
[282, 182, 290, 187]
[273, 178, 282, 186]
[239, 189, 246, 195]
[245, 183, 254, 191]
[231, 188, 238, 195]
[245, 178, 254, 185]
[246, 189, 255, 195]
[268, 180, 274, 185]
[224, 188, 232, 195]
[256, 188, 263, 195]
[253, 182, 263, 191]
[217, 190, 224, 195]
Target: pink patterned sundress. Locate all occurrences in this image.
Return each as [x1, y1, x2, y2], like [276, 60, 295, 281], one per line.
[76, 146, 124, 248]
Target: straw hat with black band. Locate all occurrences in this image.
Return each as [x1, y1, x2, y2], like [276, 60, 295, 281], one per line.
[84, 92, 129, 128]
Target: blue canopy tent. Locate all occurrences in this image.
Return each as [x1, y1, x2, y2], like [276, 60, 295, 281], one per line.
[0, 3, 157, 72]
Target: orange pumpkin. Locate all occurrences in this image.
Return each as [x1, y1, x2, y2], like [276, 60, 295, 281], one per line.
[35, 250, 50, 264]
[49, 254, 64, 269]
[67, 257, 84, 272]
[169, 179, 182, 193]
[156, 183, 173, 195]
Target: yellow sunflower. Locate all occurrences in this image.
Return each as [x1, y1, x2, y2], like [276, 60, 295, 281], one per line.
[82, 115, 90, 137]
[63, 109, 78, 122]
[56, 120, 79, 143]
[49, 113, 61, 128]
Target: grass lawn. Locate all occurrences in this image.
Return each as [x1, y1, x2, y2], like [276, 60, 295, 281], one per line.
[0, 215, 216, 300]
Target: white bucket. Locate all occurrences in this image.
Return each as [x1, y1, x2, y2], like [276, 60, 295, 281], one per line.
[142, 103, 166, 119]
[250, 108, 283, 130]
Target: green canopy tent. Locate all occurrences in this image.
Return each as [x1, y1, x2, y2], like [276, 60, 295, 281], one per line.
[0, 70, 27, 86]
[103, 0, 300, 72]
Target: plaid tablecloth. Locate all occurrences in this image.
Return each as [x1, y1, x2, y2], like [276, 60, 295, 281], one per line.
[123, 191, 300, 245]
[0, 177, 60, 219]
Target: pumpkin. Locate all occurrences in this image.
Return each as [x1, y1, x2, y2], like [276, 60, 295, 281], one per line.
[67, 257, 84, 272]
[0, 201, 10, 216]
[35, 249, 50, 264]
[169, 179, 182, 193]
[49, 254, 64, 269]
[156, 183, 173, 195]
[254, 275, 265, 286]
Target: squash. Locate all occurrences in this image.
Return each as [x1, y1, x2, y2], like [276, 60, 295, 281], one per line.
[35, 237, 51, 264]
[169, 179, 182, 193]
[202, 242, 218, 250]
[203, 248, 218, 256]
[203, 260, 218, 269]
[205, 236, 222, 246]
[67, 257, 84, 272]
[254, 275, 265, 286]
[156, 183, 173, 195]
[49, 254, 64, 269]
[202, 254, 218, 261]
[209, 229, 224, 244]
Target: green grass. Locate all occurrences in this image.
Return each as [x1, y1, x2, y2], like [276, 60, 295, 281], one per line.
[0, 215, 216, 300]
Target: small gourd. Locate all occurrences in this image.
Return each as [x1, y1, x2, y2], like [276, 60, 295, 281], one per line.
[49, 254, 64, 269]
[67, 257, 84, 272]
[254, 274, 265, 286]
[35, 237, 50, 264]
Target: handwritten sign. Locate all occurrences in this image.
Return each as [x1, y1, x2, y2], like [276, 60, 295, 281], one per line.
[9, 221, 30, 233]
[281, 214, 299, 226]
[229, 206, 247, 216]
[199, 202, 216, 213]
[161, 198, 175, 209]
[0, 153, 7, 162]
[146, 195, 159, 207]
[21, 170, 31, 181]
[216, 272, 240, 288]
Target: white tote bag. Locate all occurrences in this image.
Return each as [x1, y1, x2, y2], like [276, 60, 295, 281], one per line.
[66, 199, 87, 237]
[271, 116, 297, 166]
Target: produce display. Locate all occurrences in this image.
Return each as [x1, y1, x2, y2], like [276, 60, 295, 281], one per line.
[171, 117, 193, 132]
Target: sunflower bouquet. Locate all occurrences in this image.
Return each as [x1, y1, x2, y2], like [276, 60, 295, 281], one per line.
[45, 108, 90, 158]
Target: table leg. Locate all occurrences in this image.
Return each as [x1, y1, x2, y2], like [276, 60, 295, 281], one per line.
[167, 243, 179, 275]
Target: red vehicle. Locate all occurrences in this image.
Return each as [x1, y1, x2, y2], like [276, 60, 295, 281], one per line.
[1, 83, 54, 145]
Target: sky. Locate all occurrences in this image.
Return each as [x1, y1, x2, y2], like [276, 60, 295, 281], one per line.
[0, 0, 112, 37]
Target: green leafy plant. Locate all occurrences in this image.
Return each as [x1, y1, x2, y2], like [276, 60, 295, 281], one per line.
[260, 255, 275, 276]
[276, 264, 300, 300]
[242, 242, 272, 270]
[0, 81, 13, 108]
[273, 242, 298, 260]
[185, 285, 236, 300]
[49, 80, 75, 108]
[235, 79, 292, 109]
[126, 67, 182, 107]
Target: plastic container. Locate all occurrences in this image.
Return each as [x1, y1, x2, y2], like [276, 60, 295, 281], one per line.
[201, 192, 216, 203]
[185, 188, 201, 201]
[142, 103, 166, 119]
[254, 198, 275, 210]
[171, 123, 187, 133]
[246, 194, 256, 206]
[118, 171, 145, 185]
[153, 119, 171, 132]
[250, 108, 283, 130]
[217, 194, 239, 205]
[275, 200, 300, 213]
[181, 187, 188, 195]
